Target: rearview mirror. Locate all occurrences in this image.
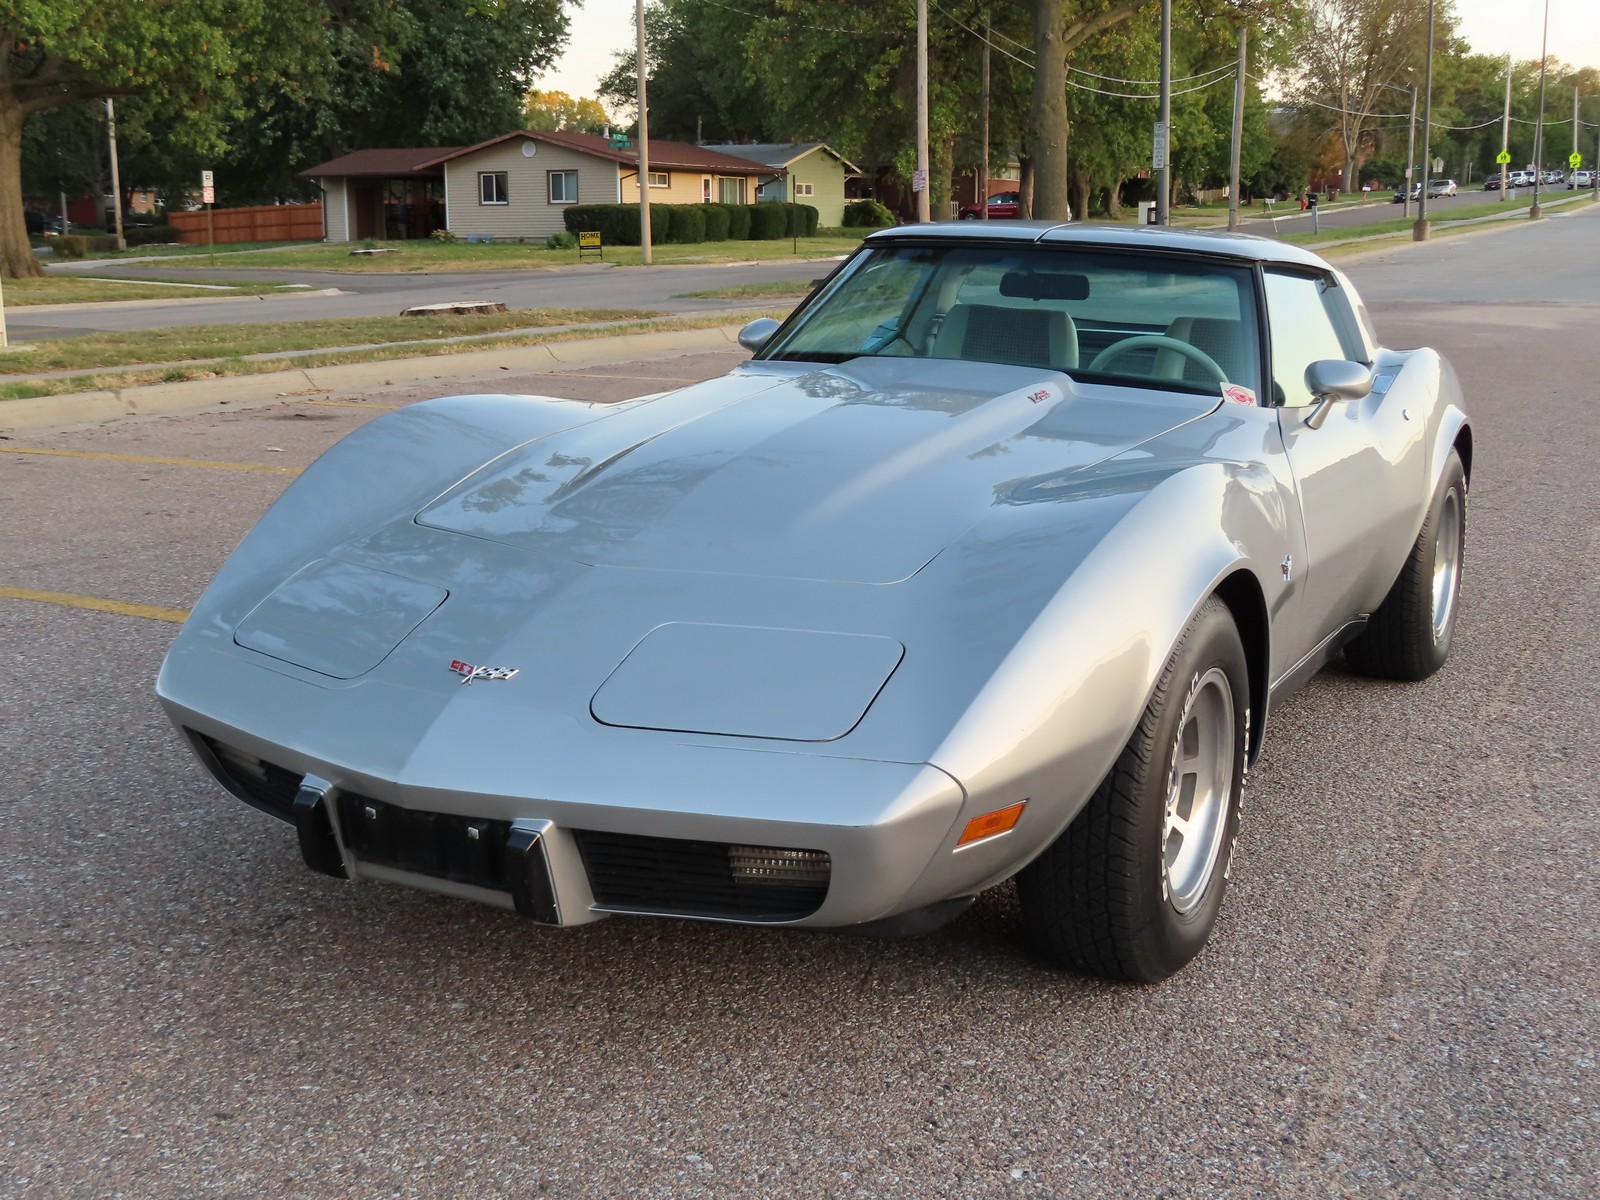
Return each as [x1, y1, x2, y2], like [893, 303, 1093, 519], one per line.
[737, 317, 781, 353]
[1303, 359, 1373, 429]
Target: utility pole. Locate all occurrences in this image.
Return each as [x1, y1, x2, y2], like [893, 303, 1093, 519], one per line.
[1227, 21, 1247, 232]
[635, 0, 652, 263]
[916, 0, 930, 222]
[1531, 0, 1549, 219]
[1574, 85, 1581, 161]
[1414, 0, 1435, 240]
[1157, 0, 1171, 225]
[1403, 86, 1417, 219]
[980, 17, 990, 220]
[105, 98, 126, 252]
[1500, 56, 1511, 199]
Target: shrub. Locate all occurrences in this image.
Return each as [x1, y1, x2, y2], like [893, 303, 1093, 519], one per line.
[666, 204, 706, 243]
[746, 203, 788, 240]
[124, 225, 182, 246]
[562, 203, 641, 245]
[87, 235, 120, 252]
[786, 203, 820, 237]
[702, 203, 732, 242]
[842, 199, 896, 228]
[430, 228, 458, 243]
[53, 235, 88, 259]
[725, 203, 751, 240]
[545, 230, 577, 249]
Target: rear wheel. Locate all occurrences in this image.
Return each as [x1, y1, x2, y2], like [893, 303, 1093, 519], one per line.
[1017, 597, 1248, 983]
[1345, 449, 1466, 681]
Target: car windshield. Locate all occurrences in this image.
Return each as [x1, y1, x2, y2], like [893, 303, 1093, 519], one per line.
[760, 242, 1262, 398]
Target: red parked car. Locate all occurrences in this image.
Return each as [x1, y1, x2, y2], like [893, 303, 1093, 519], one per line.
[958, 191, 1021, 219]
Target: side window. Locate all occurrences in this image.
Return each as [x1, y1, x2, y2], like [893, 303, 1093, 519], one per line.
[1263, 271, 1358, 407]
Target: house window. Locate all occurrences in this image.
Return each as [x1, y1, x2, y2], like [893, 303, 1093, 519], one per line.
[718, 177, 746, 204]
[794, 182, 815, 197]
[548, 170, 578, 204]
[479, 172, 508, 205]
[647, 172, 670, 188]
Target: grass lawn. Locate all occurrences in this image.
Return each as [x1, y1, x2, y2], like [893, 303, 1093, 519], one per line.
[144, 233, 867, 274]
[1275, 191, 1594, 246]
[0, 306, 655, 374]
[675, 280, 816, 301]
[0, 308, 780, 402]
[35, 239, 310, 263]
[5, 275, 292, 306]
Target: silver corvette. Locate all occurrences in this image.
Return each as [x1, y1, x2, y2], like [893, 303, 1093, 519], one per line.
[157, 223, 1471, 982]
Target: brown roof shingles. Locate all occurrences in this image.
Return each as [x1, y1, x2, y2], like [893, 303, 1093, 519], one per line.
[298, 147, 460, 179]
[416, 130, 772, 175]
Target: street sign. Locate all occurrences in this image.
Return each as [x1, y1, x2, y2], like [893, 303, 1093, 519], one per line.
[608, 134, 631, 149]
[201, 186, 215, 205]
[1570, 151, 1583, 169]
[911, 169, 927, 193]
[1152, 121, 1168, 171]
[200, 170, 213, 188]
[1433, 157, 1444, 173]
[1496, 150, 1512, 165]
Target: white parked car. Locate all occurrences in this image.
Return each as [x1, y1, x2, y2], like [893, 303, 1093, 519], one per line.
[1568, 170, 1593, 189]
[1426, 178, 1457, 198]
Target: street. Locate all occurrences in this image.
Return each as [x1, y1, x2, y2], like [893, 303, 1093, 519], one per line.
[2, 208, 1598, 1198]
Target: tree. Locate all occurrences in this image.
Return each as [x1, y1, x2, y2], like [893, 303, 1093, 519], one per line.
[0, 0, 357, 276]
[1028, 0, 1151, 220]
[1288, 0, 1451, 191]
[524, 90, 611, 134]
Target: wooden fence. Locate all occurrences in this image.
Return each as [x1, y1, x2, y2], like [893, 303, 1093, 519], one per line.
[167, 202, 323, 245]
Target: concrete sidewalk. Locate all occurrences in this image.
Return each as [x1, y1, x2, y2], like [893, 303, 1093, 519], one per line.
[0, 324, 747, 435]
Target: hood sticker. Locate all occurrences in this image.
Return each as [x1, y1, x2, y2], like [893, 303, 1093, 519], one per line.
[1221, 383, 1257, 407]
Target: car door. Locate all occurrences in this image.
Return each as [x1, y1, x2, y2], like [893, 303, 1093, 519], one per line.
[1265, 267, 1426, 655]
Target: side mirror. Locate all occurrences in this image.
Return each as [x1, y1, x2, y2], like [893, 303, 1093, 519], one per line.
[737, 317, 781, 353]
[1302, 359, 1373, 429]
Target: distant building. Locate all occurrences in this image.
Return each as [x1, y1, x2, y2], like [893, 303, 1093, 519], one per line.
[702, 143, 860, 227]
[301, 132, 770, 243]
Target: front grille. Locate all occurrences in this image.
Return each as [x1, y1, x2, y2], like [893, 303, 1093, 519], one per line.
[194, 733, 301, 817]
[337, 794, 516, 893]
[574, 830, 830, 922]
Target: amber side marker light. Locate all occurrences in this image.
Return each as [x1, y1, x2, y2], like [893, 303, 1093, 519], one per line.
[957, 801, 1027, 847]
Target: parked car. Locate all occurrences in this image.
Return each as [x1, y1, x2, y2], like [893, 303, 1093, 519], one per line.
[158, 222, 1471, 984]
[24, 209, 63, 236]
[1392, 183, 1421, 203]
[1569, 170, 1593, 189]
[958, 191, 1021, 219]
[1427, 178, 1458, 198]
[1482, 176, 1501, 191]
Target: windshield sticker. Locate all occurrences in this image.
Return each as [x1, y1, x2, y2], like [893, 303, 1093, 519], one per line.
[1221, 383, 1257, 407]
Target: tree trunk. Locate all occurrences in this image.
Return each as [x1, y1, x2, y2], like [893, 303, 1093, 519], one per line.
[1105, 178, 1123, 220]
[1030, 0, 1070, 221]
[932, 134, 955, 221]
[0, 93, 44, 279]
[1018, 155, 1034, 219]
[1068, 169, 1090, 223]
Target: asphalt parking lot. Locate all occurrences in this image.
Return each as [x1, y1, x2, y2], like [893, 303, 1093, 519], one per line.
[3, 215, 1598, 1198]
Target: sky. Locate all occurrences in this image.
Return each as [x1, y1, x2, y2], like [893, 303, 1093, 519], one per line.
[533, 0, 1600, 106]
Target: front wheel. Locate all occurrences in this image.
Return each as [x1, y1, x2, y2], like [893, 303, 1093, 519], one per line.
[1017, 597, 1249, 983]
[1345, 449, 1467, 681]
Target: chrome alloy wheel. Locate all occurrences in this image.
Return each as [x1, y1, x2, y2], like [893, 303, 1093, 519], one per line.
[1431, 488, 1463, 644]
[1162, 667, 1236, 914]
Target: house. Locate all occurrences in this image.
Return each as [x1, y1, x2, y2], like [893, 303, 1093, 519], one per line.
[702, 143, 860, 227]
[300, 131, 770, 244]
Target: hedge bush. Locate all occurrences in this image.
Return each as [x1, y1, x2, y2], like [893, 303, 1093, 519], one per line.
[725, 203, 751, 240]
[562, 203, 641, 245]
[843, 199, 896, 228]
[125, 225, 182, 246]
[545, 230, 577, 249]
[786, 203, 820, 237]
[702, 203, 732, 242]
[53, 235, 88, 259]
[746, 203, 788, 240]
[665, 204, 706, 243]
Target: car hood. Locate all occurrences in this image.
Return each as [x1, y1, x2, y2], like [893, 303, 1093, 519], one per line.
[415, 357, 1214, 584]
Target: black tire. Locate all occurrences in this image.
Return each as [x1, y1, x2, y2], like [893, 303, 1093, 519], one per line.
[959, 211, 979, 220]
[1345, 449, 1466, 681]
[1017, 597, 1249, 983]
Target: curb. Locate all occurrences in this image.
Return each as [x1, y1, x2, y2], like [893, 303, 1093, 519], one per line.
[0, 325, 747, 435]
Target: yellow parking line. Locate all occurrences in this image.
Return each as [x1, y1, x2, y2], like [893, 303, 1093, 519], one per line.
[304, 399, 400, 410]
[0, 446, 300, 474]
[0, 586, 188, 624]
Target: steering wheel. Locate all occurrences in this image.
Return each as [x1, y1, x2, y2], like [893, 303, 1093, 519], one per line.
[1087, 335, 1227, 384]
